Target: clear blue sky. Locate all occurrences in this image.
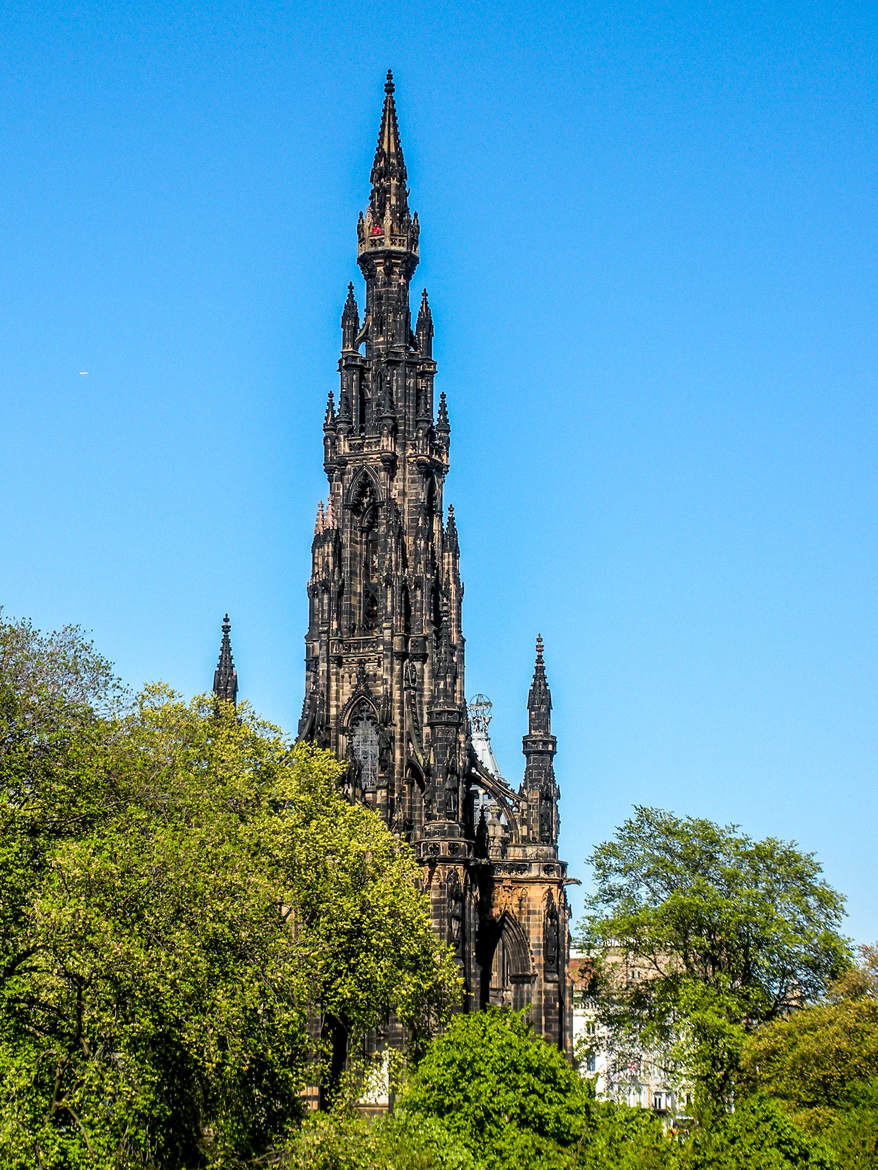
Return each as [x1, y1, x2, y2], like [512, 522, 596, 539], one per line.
[2, 2, 876, 941]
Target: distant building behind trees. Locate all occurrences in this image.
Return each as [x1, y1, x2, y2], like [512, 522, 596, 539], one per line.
[570, 952, 692, 1122]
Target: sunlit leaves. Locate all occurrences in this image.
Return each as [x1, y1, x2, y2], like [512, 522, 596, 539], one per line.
[0, 617, 459, 1168]
[582, 806, 849, 1105]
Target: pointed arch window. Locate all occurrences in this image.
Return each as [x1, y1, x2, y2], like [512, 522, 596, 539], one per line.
[351, 707, 379, 790]
[488, 914, 533, 1011]
[358, 383, 368, 434]
[361, 504, 380, 632]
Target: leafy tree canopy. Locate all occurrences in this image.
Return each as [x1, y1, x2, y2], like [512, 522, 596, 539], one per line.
[582, 806, 850, 1103]
[740, 946, 878, 1167]
[400, 1007, 590, 1169]
[679, 1096, 839, 1170]
[741, 945, 878, 1114]
[282, 1111, 478, 1170]
[0, 615, 460, 1169]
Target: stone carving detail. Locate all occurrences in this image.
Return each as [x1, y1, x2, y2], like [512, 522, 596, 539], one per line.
[539, 782, 554, 843]
[447, 871, 464, 959]
[544, 896, 560, 975]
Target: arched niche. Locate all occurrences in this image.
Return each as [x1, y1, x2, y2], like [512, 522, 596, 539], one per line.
[345, 471, 383, 633]
[543, 893, 560, 976]
[345, 467, 382, 511]
[486, 912, 535, 1011]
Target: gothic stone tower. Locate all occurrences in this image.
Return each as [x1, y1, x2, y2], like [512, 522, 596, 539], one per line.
[298, 72, 572, 1051]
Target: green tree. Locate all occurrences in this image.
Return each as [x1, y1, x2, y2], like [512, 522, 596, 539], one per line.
[678, 1096, 839, 1169]
[816, 1080, 878, 1170]
[400, 1007, 588, 1169]
[0, 615, 127, 992]
[398, 1007, 681, 1170]
[741, 947, 878, 1167]
[585, 1101, 680, 1170]
[273, 737, 462, 1105]
[0, 616, 459, 1168]
[282, 1111, 478, 1170]
[582, 806, 849, 1105]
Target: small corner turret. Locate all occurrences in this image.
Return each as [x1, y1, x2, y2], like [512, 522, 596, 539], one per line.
[435, 391, 450, 453]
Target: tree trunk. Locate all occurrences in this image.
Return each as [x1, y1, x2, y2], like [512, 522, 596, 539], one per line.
[318, 1013, 349, 1109]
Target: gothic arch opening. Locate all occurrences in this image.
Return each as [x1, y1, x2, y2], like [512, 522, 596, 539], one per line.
[357, 382, 368, 434]
[346, 472, 382, 634]
[425, 474, 437, 517]
[349, 701, 379, 792]
[361, 505, 380, 631]
[485, 912, 534, 1011]
[403, 760, 427, 837]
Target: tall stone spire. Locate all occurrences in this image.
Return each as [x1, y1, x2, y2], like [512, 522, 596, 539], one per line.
[357, 70, 419, 270]
[369, 70, 408, 225]
[299, 75, 571, 1053]
[212, 614, 238, 707]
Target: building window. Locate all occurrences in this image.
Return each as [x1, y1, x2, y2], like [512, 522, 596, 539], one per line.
[586, 1053, 596, 1073]
[358, 384, 368, 434]
[362, 520, 380, 631]
[351, 714, 379, 789]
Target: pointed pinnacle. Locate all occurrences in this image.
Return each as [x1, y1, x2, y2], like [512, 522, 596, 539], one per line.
[341, 283, 359, 330]
[526, 632, 551, 725]
[375, 75, 403, 167]
[369, 69, 408, 221]
[446, 504, 459, 551]
[324, 390, 336, 424]
[417, 288, 432, 327]
[213, 614, 238, 706]
[314, 500, 325, 535]
[436, 390, 450, 432]
[385, 68, 394, 94]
